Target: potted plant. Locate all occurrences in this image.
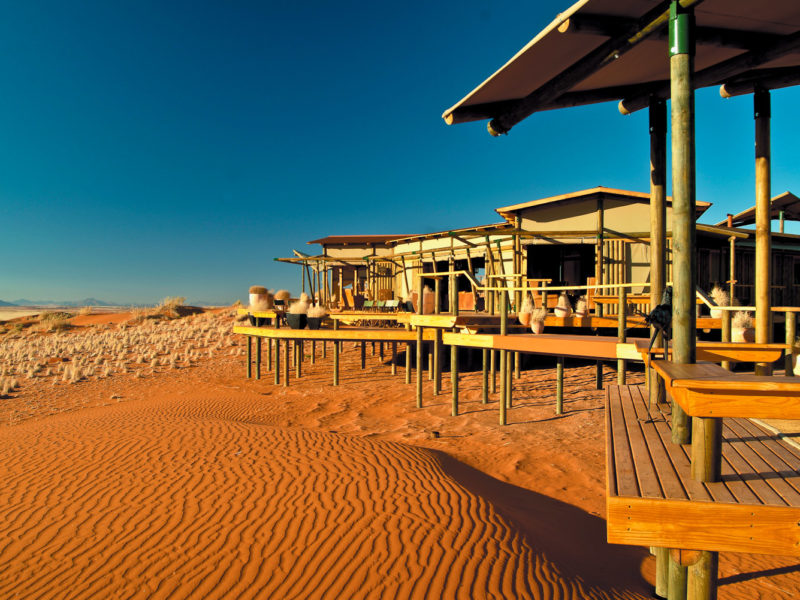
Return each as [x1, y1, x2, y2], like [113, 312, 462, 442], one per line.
[286, 301, 308, 329]
[554, 292, 572, 318]
[307, 304, 328, 330]
[574, 295, 589, 318]
[732, 311, 755, 343]
[518, 295, 533, 326]
[709, 285, 729, 319]
[274, 289, 291, 309]
[530, 307, 547, 334]
[248, 286, 273, 326]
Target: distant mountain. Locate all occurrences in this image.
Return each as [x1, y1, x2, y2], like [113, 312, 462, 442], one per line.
[10, 298, 118, 307]
[0, 300, 17, 306]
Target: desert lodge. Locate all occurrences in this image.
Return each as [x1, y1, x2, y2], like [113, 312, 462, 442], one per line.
[279, 186, 800, 313]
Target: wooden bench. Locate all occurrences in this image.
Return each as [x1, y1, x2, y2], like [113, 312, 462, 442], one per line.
[651, 359, 800, 420]
[635, 339, 787, 365]
[606, 384, 800, 556]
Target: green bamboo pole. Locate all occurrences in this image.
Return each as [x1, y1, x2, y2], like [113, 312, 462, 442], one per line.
[786, 311, 795, 376]
[333, 321, 340, 386]
[754, 87, 772, 376]
[556, 356, 564, 415]
[256, 337, 261, 380]
[669, 0, 695, 447]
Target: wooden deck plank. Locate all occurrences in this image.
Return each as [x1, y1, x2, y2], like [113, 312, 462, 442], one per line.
[626, 386, 688, 500]
[607, 384, 800, 555]
[617, 386, 664, 499]
[738, 418, 800, 467]
[608, 385, 640, 498]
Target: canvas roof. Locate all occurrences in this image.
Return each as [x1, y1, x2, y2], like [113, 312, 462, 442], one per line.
[495, 186, 711, 220]
[714, 191, 800, 227]
[443, 0, 800, 129]
[307, 234, 410, 246]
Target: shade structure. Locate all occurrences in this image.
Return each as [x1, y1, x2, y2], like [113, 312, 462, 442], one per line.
[442, 0, 800, 133]
[715, 191, 800, 227]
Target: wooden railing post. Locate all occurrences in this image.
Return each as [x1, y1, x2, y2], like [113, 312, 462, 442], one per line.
[617, 287, 627, 385]
[785, 310, 795, 376]
[246, 336, 252, 379]
[499, 296, 508, 426]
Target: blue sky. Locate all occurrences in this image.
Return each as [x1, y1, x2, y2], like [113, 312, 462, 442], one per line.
[1, 1, 798, 304]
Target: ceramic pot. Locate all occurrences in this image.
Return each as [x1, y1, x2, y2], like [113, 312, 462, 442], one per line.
[286, 313, 307, 330]
[518, 312, 532, 327]
[531, 320, 545, 334]
[554, 306, 572, 318]
[732, 326, 755, 343]
[307, 317, 322, 330]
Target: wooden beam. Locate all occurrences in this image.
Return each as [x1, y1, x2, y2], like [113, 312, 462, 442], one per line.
[720, 66, 800, 98]
[559, 13, 780, 51]
[755, 87, 772, 375]
[621, 31, 800, 114]
[486, 0, 703, 135]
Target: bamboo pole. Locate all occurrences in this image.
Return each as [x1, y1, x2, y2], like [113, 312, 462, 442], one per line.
[333, 320, 339, 386]
[669, 0, 695, 447]
[754, 87, 772, 376]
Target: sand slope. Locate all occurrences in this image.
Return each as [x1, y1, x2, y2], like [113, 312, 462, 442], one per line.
[0, 396, 635, 600]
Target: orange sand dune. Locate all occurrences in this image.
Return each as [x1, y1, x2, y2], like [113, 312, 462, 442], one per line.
[1, 319, 798, 599]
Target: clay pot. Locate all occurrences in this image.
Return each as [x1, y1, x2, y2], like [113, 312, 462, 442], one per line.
[554, 306, 572, 318]
[286, 313, 307, 330]
[531, 320, 545, 334]
[710, 308, 723, 319]
[518, 312, 532, 327]
[732, 326, 755, 343]
[307, 317, 323, 330]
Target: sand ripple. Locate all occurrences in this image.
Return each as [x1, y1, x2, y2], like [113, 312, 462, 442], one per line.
[0, 398, 631, 599]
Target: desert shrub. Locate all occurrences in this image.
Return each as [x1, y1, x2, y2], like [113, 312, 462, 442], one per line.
[274, 290, 291, 302]
[710, 285, 729, 307]
[307, 305, 328, 318]
[531, 307, 548, 323]
[732, 311, 753, 329]
[288, 301, 308, 315]
[249, 286, 268, 294]
[519, 295, 533, 314]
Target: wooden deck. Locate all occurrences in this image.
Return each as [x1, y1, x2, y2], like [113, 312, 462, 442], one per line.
[234, 325, 436, 342]
[442, 332, 646, 360]
[606, 384, 800, 556]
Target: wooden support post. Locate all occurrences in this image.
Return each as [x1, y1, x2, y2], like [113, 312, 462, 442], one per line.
[311, 340, 316, 365]
[428, 346, 434, 381]
[434, 277, 441, 315]
[786, 311, 795, 376]
[333, 321, 340, 386]
[688, 551, 718, 600]
[656, 547, 669, 599]
[322, 339, 327, 359]
[556, 355, 564, 415]
[514, 215, 522, 311]
[361, 341, 366, 370]
[416, 327, 423, 408]
[617, 287, 627, 385]
[433, 329, 442, 395]
[499, 294, 508, 425]
[596, 198, 605, 318]
[266, 338, 272, 372]
[451, 336, 459, 416]
[283, 339, 290, 387]
[404, 324, 411, 384]
[669, 0, 696, 446]
[505, 349, 512, 410]
[647, 98, 667, 410]
[596, 361, 603, 390]
[246, 336, 252, 379]
[371, 341, 376, 357]
[669, 551, 688, 600]
[691, 415, 722, 481]
[379, 342, 384, 360]
[391, 341, 397, 376]
[274, 340, 280, 385]
[729, 236, 736, 303]
[481, 349, 489, 404]
[755, 87, 772, 376]
[721, 311, 732, 371]
[295, 341, 302, 379]
[255, 337, 261, 380]
[490, 349, 497, 394]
